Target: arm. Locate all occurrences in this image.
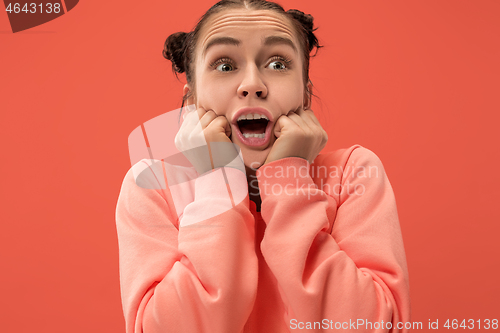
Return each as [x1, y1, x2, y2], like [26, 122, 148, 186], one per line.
[256, 146, 410, 332]
[115, 160, 258, 333]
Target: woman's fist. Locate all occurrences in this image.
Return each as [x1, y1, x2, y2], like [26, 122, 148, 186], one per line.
[175, 106, 242, 175]
[264, 106, 328, 165]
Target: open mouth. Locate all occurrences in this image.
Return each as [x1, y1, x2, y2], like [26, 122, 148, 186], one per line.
[236, 114, 270, 139]
[232, 108, 274, 147]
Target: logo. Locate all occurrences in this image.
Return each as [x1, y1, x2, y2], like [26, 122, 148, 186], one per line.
[3, 1, 78, 33]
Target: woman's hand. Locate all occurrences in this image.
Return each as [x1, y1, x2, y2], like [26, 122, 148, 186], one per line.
[175, 106, 241, 175]
[264, 106, 328, 165]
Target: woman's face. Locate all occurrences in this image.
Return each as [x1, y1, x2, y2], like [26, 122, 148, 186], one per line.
[184, 8, 309, 170]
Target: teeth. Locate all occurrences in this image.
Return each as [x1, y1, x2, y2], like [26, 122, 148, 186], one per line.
[237, 113, 269, 121]
[243, 133, 266, 139]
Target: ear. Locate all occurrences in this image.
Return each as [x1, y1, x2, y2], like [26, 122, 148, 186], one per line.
[183, 84, 196, 106]
[304, 81, 312, 109]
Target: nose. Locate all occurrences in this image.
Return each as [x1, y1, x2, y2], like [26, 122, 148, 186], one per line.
[237, 65, 268, 99]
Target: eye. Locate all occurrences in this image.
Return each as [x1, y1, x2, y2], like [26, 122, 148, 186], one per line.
[216, 63, 233, 72]
[267, 56, 291, 71]
[210, 58, 235, 72]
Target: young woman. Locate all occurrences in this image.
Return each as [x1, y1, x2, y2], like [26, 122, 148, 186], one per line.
[115, 1, 411, 332]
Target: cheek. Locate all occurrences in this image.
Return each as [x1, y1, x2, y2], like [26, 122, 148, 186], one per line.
[196, 77, 233, 110]
[274, 80, 304, 108]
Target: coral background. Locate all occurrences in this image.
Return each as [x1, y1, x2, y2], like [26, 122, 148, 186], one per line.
[1, 0, 499, 331]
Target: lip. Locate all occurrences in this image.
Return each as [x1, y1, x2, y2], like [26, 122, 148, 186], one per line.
[231, 107, 274, 148]
[231, 107, 274, 124]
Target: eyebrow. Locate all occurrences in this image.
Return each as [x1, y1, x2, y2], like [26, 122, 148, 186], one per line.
[263, 36, 297, 53]
[202, 35, 297, 58]
[203, 36, 240, 57]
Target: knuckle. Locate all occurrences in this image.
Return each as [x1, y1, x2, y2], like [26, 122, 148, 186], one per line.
[296, 128, 308, 138]
[305, 127, 315, 137]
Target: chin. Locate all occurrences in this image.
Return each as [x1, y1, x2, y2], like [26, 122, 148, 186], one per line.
[240, 148, 269, 172]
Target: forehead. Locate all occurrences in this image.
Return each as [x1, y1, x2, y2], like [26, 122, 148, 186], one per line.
[197, 9, 299, 56]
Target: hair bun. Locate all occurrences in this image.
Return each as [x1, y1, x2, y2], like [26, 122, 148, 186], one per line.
[163, 32, 190, 74]
[287, 9, 320, 53]
[287, 9, 314, 31]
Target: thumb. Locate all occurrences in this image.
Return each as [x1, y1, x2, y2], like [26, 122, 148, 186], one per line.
[221, 116, 232, 137]
[274, 109, 299, 138]
[273, 114, 287, 138]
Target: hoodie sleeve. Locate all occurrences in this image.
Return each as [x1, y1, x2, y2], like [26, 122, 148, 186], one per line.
[256, 146, 411, 332]
[115, 161, 258, 333]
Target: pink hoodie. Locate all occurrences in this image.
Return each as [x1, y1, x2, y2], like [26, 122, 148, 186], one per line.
[115, 144, 410, 332]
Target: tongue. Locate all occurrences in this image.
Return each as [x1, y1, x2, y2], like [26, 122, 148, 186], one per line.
[239, 120, 267, 135]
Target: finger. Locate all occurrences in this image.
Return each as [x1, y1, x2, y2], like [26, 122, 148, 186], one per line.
[273, 114, 296, 138]
[196, 106, 217, 127]
[208, 115, 232, 138]
[196, 106, 207, 120]
[199, 109, 218, 129]
[181, 105, 203, 129]
[292, 105, 319, 129]
[182, 104, 197, 120]
[287, 109, 312, 131]
[303, 108, 322, 127]
[221, 116, 232, 138]
[299, 109, 328, 146]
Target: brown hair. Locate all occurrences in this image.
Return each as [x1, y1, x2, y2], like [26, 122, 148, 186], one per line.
[163, 0, 322, 114]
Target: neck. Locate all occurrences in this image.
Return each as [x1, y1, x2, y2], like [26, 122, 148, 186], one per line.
[246, 165, 261, 212]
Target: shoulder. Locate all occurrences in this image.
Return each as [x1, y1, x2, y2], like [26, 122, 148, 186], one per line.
[122, 159, 167, 190]
[311, 145, 393, 202]
[314, 144, 385, 171]
[117, 159, 197, 223]
[313, 144, 387, 180]
[120, 158, 197, 191]
[116, 159, 173, 218]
